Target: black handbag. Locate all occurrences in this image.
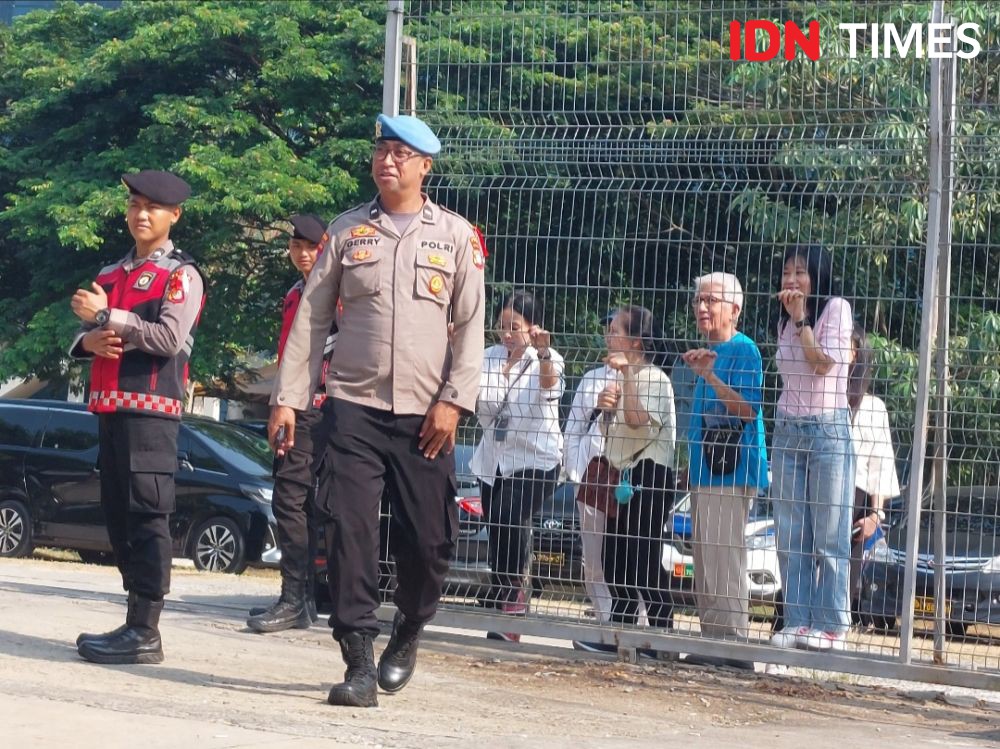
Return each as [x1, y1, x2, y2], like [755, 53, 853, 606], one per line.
[703, 423, 744, 476]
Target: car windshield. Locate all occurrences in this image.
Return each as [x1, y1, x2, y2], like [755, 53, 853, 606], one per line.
[186, 419, 272, 479]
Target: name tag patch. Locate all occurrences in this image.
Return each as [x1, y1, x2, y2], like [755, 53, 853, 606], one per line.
[419, 240, 455, 253]
[345, 237, 380, 251]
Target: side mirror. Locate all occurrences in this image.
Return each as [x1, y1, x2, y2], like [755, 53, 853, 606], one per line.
[177, 451, 194, 472]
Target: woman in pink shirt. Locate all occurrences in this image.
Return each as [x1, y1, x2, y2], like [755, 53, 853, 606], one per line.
[769, 246, 856, 652]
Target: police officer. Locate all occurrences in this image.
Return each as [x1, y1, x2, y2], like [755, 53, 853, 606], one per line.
[70, 170, 205, 664]
[247, 214, 336, 633]
[269, 114, 485, 708]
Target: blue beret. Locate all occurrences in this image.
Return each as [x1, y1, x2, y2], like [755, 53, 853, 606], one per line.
[121, 170, 191, 205]
[289, 214, 327, 244]
[375, 114, 441, 156]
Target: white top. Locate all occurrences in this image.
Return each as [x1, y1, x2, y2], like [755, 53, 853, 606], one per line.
[563, 365, 620, 483]
[851, 393, 900, 499]
[600, 364, 676, 471]
[471, 344, 565, 485]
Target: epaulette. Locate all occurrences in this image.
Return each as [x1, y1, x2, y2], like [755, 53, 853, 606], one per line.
[437, 203, 476, 230]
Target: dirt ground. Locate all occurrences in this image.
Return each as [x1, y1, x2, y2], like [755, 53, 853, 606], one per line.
[1, 555, 999, 749]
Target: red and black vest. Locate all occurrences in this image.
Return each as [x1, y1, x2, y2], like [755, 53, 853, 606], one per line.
[279, 279, 338, 409]
[88, 248, 204, 419]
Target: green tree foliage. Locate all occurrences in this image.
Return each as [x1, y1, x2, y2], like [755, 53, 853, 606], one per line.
[0, 0, 386, 389]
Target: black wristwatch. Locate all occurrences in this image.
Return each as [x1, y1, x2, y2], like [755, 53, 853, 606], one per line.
[94, 308, 111, 326]
[794, 318, 811, 330]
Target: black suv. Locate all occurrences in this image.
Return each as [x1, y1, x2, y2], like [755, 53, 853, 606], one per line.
[0, 399, 279, 574]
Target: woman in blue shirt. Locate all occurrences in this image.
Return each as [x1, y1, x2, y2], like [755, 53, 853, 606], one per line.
[682, 273, 769, 661]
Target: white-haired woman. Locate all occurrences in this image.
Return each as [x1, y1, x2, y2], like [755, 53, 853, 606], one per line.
[682, 273, 769, 668]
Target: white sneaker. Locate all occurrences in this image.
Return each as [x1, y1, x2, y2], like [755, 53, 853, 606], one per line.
[770, 626, 810, 648]
[804, 629, 847, 651]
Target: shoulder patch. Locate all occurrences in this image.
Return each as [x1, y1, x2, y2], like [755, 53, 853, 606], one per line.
[470, 228, 489, 271]
[166, 268, 191, 304]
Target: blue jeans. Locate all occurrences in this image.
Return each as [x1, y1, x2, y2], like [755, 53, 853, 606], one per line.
[771, 409, 855, 633]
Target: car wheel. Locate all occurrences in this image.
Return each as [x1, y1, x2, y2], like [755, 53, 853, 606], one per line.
[191, 517, 247, 574]
[0, 499, 32, 558]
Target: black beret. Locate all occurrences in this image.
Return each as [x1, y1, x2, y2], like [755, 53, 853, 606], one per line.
[121, 170, 191, 205]
[290, 214, 328, 245]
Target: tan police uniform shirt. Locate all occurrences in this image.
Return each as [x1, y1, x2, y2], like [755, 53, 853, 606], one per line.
[272, 195, 486, 416]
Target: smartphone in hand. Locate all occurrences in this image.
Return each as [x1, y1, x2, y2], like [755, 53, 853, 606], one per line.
[272, 425, 286, 452]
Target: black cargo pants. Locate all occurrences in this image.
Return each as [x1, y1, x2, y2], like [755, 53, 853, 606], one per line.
[98, 413, 178, 601]
[272, 403, 332, 587]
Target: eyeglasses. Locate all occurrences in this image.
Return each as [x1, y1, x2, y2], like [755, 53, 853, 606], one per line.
[691, 294, 732, 309]
[373, 143, 422, 164]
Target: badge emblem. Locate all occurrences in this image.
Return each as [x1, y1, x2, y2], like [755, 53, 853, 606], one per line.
[427, 254, 447, 267]
[166, 269, 189, 303]
[133, 271, 156, 291]
[375, 120, 382, 139]
[350, 225, 378, 238]
[352, 249, 372, 261]
[470, 234, 486, 270]
[428, 275, 445, 295]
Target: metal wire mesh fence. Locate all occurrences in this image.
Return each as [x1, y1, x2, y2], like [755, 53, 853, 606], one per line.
[372, 0, 1000, 687]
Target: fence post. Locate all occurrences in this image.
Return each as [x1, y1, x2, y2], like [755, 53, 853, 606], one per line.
[898, 0, 947, 666]
[930, 20, 958, 663]
[383, 0, 405, 116]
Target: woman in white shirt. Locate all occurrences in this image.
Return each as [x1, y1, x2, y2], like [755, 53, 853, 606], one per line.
[471, 291, 564, 641]
[847, 325, 900, 610]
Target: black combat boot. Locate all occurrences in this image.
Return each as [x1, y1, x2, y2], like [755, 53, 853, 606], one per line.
[247, 577, 311, 633]
[78, 593, 164, 664]
[377, 612, 423, 693]
[327, 631, 378, 707]
[305, 586, 319, 624]
[304, 556, 320, 623]
[76, 622, 128, 648]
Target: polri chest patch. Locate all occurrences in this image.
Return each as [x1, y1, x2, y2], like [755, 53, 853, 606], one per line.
[133, 271, 156, 291]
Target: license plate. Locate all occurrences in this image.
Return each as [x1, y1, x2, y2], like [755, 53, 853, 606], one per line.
[914, 596, 951, 618]
[535, 552, 565, 566]
[673, 562, 694, 578]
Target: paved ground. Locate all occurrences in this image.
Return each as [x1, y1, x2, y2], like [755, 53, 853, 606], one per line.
[1, 556, 999, 748]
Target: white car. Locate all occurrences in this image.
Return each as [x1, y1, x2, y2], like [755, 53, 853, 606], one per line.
[660, 492, 782, 607]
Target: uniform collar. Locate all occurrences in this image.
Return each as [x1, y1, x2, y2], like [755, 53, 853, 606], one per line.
[124, 240, 175, 270]
[367, 193, 439, 226]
